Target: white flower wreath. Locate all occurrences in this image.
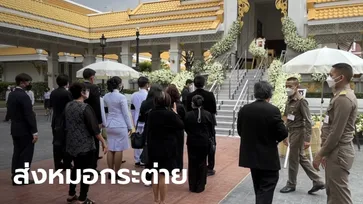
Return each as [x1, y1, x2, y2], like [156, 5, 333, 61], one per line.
[147, 69, 176, 85]
[282, 17, 317, 53]
[210, 21, 243, 58]
[249, 39, 267, 58]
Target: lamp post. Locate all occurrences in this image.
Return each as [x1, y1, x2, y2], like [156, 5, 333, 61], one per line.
[136, 27, 140, 69]
[100, 34, 107, 92]
[100, 34, 107, 61]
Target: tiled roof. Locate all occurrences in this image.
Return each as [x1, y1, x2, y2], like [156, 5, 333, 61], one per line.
[315, 0, 343, 3]
[131, 0, 221, 15]
[0, 12, 219, 39]
[42, 0, 98, 14]
[0, 0, 89, 28]
[308, 4, 363, 20]
[89, 11, 218, 28]
[0, 47, 41, 56]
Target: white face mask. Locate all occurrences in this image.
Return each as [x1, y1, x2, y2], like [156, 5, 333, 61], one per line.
[286, 88, 295, 96]
[326, 75, 342, 88]
[83, 90, 90, 99]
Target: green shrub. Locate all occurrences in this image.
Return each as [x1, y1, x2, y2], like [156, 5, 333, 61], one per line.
[139, 61, 152, 72]
[32, 82, 48, 101]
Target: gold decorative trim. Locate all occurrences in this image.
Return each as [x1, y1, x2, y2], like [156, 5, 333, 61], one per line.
[238, 0, 250, 19]
[275, 0, 288, 20]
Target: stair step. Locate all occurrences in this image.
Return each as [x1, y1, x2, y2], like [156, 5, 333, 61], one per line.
[215, 127, 231, 136]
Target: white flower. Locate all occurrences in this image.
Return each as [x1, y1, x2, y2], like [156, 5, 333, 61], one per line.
[171, 71, 195, 92]
[205, 61, 224, 85]
[311, 73, 328, 83]
[249, 39, 267, 58]
[148, 69, 175, 85]
[282, 17, 317, 53]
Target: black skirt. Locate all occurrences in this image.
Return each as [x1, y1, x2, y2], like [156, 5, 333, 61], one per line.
[44, 99, 50, 109]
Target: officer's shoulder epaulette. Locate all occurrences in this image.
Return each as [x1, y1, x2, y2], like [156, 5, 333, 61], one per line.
[339, 91, 347, 96]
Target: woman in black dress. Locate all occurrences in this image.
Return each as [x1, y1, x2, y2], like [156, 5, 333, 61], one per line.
[166, 84, 186, 171]
[184, 95, 214, 193]
[146, 91, 184, 204]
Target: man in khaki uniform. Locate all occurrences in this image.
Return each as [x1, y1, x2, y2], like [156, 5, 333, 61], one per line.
[280, 77, 325, 194]
[313, 63, 357, 204]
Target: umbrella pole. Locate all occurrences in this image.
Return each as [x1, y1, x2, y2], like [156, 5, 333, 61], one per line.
[319, 80, 324, 130]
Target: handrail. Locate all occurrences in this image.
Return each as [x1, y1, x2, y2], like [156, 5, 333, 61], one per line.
[231, 79, 249, 136]
[229, 50, 247, 99]
[253, 56, 266, 80]
[209, 79, 221, 106]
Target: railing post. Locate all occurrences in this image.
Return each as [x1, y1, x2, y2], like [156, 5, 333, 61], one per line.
[229, 78, 231, 99]
[232, 110, 235, 136]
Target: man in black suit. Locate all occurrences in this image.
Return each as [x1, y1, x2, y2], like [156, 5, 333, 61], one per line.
[237, 81, 288, 204]
[8, 73, 38, 185]
[186, 75, 217, 176]
[50, 74, 73, 171]
[83, 68, 102, 172]
[181, 79, 193, 107]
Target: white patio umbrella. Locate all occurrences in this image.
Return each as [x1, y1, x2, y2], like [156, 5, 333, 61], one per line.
[282, 47, 363, 74]
[76, 61, 140, 79]
[281, 47, 363, 168]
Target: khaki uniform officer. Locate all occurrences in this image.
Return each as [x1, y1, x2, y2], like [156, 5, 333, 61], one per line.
[313, 63, 357, 204]
[280, 77, 325, 194]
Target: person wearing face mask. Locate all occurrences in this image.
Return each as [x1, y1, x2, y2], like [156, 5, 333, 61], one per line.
[50, 74, 73, 171]
[83, 68, 103, 173]
[181, 79, 193, 107]
[65, 82, 107, 204]
[8, 73, 38, 186]
[313, 63, 357, 204]
[101, 77, 133, 179]
[280, 77, 325, 194]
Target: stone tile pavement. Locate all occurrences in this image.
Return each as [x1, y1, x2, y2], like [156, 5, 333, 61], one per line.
[220, 146, 363, 204]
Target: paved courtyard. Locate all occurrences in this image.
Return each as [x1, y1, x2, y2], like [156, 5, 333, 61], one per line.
[0, 108, 362, 203]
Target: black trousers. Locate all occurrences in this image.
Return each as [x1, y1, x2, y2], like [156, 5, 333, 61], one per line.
[188, 145, 208, 193]
[207, 134, 216, 171]
[11, 136, 34, 179]
[250, 168, 279, 204]
[5, 106, 10, 121]
[93, 137, 100, 169]
[53, 145, 72, 170]
[69, 151, 94, 201]
[176, 132, 184, 171]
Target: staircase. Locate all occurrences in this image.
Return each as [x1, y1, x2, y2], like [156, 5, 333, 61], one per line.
[215, 68, 264, 136]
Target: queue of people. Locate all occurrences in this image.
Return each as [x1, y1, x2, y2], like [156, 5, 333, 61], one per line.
[7, 62, 357, 204]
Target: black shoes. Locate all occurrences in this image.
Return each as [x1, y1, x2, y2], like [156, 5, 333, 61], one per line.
[280, 186, 296, 193]
[308, 184, 325, 194]
[135, 162, 145, 167]
[207, 169, 216, 176]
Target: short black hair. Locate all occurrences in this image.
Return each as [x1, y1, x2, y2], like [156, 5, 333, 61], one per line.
[83, 68, 96, 80]
[286, 77, 299, 85]
[15, 73, 32, 86]
[332, 63, 353, 82]
[107, 76, 122, 92]
[56, 74, 69, 87]
[138, 77, 149, 88]
[69, 82, 86, 99]
[146, 84, 163, 100]
[186, 79, 193, 85]
[194, 75, 205, 88]
[254, 81, 273, 100]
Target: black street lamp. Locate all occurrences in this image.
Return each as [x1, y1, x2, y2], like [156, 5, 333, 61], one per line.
[100, 34, 107, 61]
[136, 27, 140, 69]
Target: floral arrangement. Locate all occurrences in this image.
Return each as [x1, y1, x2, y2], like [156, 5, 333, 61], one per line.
[191, 60, 206, 75]
[282, 17, 318, 53]
[147, 69, 176, 85]
[311, 114, 325, 123]
[171, 70, 195, 92]
[356, 114, 363, 133]
[267, 59, 283, 88]
[205, 61, 224, 85]
[249, 39, 267, 58]
[210, 21, 243, 58]
[311, 73, 328, 83]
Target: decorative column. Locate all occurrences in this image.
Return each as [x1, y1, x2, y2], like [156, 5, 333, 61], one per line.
[237, 0, 251, 59]
[64, 62, 69, 75]
[82, 47, 96, 67]
[224, 0, 238, 36]
[47, 50, 59, 89]
[169, 37, 181, 73]
[151, 46, 161, 71]
[121, 41, 133, 67]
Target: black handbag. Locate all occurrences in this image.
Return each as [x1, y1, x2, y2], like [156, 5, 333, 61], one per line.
[130, 121, 144, 149]
[140, 144, 149, 164]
